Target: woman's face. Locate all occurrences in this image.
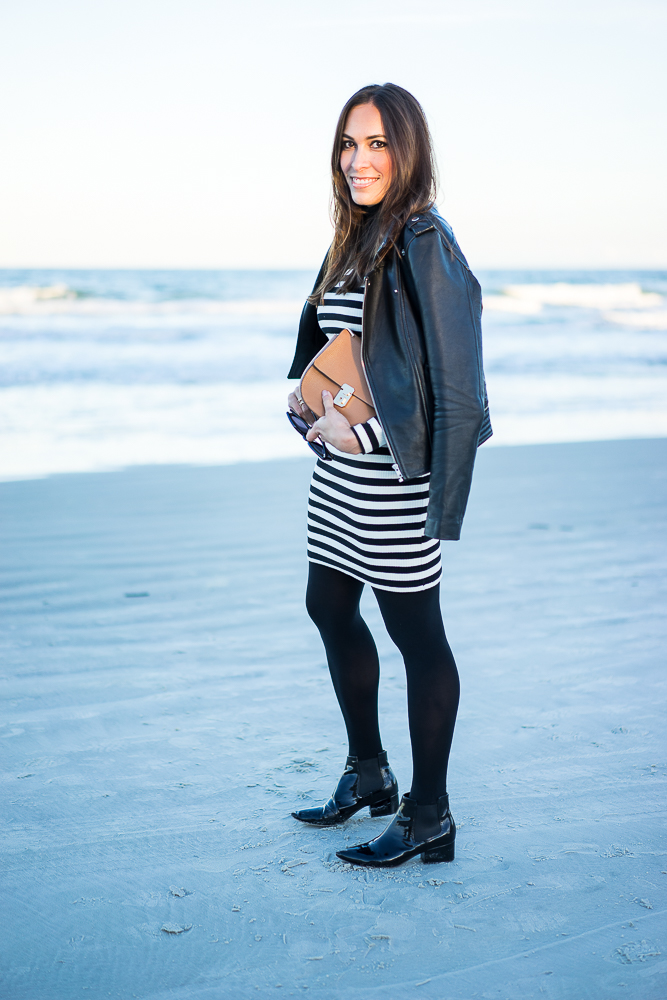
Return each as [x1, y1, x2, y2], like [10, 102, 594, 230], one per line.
[340, 103, 392, 206]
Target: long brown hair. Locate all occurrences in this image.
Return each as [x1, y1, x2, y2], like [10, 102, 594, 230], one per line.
[310, 83, 437, 303]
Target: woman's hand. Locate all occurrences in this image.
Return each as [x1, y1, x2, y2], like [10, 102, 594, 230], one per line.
[288, 390, 312, 422]
[306, 390, 362, 454]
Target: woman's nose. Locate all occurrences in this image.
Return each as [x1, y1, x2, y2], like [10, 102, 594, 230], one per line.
[351, 145, 371, 170]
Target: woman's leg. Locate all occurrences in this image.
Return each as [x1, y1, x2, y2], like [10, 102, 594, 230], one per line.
[305, 562, 383, 760]
[373, 584, 460, 804]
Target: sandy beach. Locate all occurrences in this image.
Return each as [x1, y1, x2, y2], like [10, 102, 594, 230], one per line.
[1, 438, 666, 999]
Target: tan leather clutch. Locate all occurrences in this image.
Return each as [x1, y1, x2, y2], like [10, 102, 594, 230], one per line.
[298, 329, 376, 425]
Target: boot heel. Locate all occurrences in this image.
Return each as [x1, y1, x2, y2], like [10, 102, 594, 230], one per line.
[422, 838, 455, 863]
[370, 792, 399, 817]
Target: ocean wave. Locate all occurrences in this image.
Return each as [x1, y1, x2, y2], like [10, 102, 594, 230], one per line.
[0, 285, 303, 317]
[483, 295, 542, 315]
[603, 309, 667, 330]
[2, 280, 664, 319]
[501, 282, 663, 310]
[0, 284, 79, 313]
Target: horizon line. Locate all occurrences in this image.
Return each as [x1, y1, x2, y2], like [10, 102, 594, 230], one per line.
[1, 263, 666, 273]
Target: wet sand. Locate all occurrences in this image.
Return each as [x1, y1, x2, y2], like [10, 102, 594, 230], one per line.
[1, 439, 666, 999]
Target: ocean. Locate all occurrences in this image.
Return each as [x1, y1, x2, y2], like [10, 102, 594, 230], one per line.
[1, 268, 666, 480]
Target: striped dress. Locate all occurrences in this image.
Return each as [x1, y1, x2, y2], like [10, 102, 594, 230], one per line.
[307, 281, 442, 593]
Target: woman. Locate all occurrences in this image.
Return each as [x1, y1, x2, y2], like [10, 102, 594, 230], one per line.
[287, 83, 491, 867]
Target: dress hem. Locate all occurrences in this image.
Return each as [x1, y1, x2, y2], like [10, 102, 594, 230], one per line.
[307, 555, 441, 594]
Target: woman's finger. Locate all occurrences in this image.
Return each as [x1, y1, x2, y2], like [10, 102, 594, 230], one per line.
[287, 391, 305, 413]
[305, 422, 324, 442]
[322, 389, 351, 429]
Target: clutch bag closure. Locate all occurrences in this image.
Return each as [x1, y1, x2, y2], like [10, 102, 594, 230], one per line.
[333, 383, 355, 407]
[298, 329, 376, 425]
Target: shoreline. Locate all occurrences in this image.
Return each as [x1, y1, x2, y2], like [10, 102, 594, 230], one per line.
[1, 432, 667, 486]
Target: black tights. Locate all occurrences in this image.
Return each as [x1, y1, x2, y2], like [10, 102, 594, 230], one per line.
[305, 562, 460, 804]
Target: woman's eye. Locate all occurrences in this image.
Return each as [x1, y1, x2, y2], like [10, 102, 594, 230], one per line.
[370, 140, 387, 149]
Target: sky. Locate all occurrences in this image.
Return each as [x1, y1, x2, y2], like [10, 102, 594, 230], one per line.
[1, 0, 665, 270]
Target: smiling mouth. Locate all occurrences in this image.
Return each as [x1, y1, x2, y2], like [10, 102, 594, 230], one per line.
[350, 176, 380, 188]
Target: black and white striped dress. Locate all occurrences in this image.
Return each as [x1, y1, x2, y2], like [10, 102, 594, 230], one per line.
[307, 282, 442, 593]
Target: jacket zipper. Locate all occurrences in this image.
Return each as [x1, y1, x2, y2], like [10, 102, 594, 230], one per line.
[361, 274, 405, 483]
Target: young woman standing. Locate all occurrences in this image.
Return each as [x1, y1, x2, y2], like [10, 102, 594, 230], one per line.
[287, 83, 491, 867]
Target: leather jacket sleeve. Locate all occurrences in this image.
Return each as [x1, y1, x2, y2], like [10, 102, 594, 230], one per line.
[287, 255, 329, 379]
[401, 222, 486, 540]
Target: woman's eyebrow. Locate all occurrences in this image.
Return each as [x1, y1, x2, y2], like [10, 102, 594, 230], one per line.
[342, 132, 387, 141]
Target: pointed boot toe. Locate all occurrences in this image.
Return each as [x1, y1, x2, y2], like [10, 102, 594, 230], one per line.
[292, 751, 398, 827]
[336, 793, 455, 867]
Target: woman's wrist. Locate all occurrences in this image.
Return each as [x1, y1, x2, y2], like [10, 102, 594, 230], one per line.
[328, 426, 362, 454]
[327, 426, 362, 454]
[351, 419, 386, 454]
[348, 426, 364, 454]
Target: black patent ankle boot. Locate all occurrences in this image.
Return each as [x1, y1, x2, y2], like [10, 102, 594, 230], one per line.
[291, 751, 399, 827]
[335, 792, 455, 867]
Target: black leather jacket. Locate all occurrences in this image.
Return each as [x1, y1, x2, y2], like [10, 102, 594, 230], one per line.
[288, 209, 492, 540]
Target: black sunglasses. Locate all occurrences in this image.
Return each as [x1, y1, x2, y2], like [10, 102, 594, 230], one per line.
[286, 409, 331, 461]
